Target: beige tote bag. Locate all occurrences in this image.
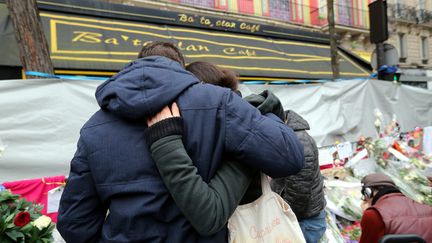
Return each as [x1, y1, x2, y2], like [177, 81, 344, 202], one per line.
[228, 174, 306, 243]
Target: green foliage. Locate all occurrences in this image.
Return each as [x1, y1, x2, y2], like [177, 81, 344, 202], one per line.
[0, 190, 54, 242]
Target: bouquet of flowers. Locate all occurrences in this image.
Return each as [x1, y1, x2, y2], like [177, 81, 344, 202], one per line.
[0, 190, 55, 242]
[378, 160, 432, 206]
[340, 221, 361, 243]
[324, 179, 363, 221]
[318, 210, 346, 243]
[360, 114, 432, 206]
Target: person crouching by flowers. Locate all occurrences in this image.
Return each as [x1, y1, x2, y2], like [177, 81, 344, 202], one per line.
[359, 173, 432, 243]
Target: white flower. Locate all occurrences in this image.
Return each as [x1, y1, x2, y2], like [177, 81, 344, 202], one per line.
[374, 109, 383, 120]
[0, 138, 5, 156]
[374, 119, 381, 128]
[33, 215, 52, 230]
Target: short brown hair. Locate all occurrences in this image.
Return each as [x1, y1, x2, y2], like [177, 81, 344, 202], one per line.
[186, 61, 239, 91]
[137, 41, 185, 66]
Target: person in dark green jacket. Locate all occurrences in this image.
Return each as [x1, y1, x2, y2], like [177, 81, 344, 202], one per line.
[146, 104, 256, 236]
[145, 98, 285, 236]
[145, 61, 300, 236]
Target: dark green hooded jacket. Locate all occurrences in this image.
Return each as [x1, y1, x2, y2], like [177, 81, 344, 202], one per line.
[146, 90, 307, 236]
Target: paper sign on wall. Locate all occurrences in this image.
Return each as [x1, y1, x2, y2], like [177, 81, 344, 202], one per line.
[336, 142, 353, 159]
[47, 186, 64, 214]
[318, 146, 337, 166]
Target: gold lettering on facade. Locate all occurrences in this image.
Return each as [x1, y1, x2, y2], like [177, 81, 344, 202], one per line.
[71, 31, 156, 47]
[132, 39, 142, 46]
[105, 38, 119, 45]
[197, 45, 210, 52]
[223, 47, 236, 55]
[223, 47, 256, 56]
[240, 23, 260, 33]
[178, 41, 210, 52]
[216, 20, 236, 29]
[69, 28, 256, 56]
[200, 16, 213, 27]
[72, 31, 102, 43]
[178, 14, 195, 23]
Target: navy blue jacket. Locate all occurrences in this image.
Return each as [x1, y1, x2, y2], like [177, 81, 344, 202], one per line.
[57, 56, 304, 243]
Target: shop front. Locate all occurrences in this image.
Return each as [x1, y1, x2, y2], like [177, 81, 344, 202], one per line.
[0, 0, 370, 81]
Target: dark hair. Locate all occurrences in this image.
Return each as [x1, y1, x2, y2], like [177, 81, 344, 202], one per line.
[370, 186, 400, 205]
[186, 61, 239, 91]
[137, 41, 185, 66]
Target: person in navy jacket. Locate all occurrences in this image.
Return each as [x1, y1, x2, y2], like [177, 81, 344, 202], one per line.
[57, 42, 304, 243]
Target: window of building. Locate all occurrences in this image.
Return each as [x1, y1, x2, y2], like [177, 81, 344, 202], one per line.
[261, 0, 269, 16]
[398, 33, 407, 62]
[296, 0, 303, 21]
[421, 36, 429, 64]
[418, 0, 425, 10]
[268, 0, 290, 21]
[238, 0, 254, 15]
[337, 0, 351, 26]
[394, 0, 401, 17]
[417, 0, 426, 22]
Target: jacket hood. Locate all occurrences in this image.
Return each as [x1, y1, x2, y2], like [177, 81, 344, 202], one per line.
[244, 90, 285, 121]
[285, 110, 310, 131]
[96, 56, 199, 119]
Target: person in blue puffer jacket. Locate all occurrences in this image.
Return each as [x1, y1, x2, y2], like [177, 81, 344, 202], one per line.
[57, 42, 304, 243]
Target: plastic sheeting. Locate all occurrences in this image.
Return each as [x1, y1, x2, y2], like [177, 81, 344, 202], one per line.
[0, 79, 431, 181]
[240, 80, 432, 146]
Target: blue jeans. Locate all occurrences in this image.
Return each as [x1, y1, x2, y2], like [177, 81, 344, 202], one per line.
[299, 210, 327, 243]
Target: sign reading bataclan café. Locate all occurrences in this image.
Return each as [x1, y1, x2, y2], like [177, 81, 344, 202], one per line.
[0, 0, 370, 80]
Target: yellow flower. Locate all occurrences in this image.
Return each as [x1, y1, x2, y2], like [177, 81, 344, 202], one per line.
[33, 215, 52, 230]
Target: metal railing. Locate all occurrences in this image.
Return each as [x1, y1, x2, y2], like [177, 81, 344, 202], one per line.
[417, 9, 432, 24]
[387, 3, 432, 25]
[388, 3, 417, 22]
[160, 0, 215, 9]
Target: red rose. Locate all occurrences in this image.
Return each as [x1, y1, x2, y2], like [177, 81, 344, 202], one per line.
[13, 212, 31, 227]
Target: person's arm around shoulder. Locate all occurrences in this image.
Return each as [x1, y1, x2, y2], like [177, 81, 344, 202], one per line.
[224, 91, 304, 178]
[57, 136, 107, 242]
[146, 104, 255, 235]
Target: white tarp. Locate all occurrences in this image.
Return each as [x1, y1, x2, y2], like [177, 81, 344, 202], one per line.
[0, 79, 431, 181]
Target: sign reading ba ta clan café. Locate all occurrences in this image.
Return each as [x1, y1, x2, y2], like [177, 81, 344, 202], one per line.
[0, 0, 370, 80]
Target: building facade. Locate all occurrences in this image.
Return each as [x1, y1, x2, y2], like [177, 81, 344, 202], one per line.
[119, 0, 432, 70]
[386, 0, 432, 69]
[0, 0, 370, 80]
[3, 0, 430, 81]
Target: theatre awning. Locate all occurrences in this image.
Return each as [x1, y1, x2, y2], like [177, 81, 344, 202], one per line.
[0, 4, 370, 80]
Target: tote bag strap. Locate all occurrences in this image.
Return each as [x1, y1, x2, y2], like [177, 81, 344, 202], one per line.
[260, 173, 273, 195]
